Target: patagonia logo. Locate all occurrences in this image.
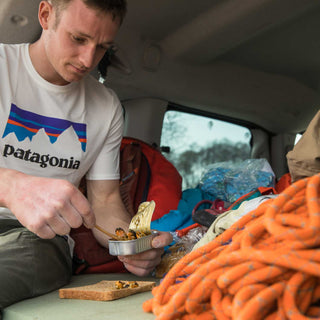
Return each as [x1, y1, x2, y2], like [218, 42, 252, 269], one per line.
[2, 104, 87, 152]
[2, 144, 80, 169]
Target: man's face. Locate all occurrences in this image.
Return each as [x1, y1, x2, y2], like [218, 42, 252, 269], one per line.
[42, 0, 120, 85]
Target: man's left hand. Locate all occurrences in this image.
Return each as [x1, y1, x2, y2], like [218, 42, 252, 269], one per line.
[118, 231, 173, 276]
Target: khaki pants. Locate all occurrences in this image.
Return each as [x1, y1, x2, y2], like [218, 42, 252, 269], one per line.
[0, 219, 72, 314]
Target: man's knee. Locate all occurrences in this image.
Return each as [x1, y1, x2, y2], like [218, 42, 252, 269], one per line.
[0, 228, 72, 308]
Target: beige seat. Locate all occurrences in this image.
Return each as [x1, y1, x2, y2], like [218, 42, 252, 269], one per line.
[3, 274, 158, 320]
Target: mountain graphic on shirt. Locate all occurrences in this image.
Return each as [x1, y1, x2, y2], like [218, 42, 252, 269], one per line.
[2, 104, 87, 152]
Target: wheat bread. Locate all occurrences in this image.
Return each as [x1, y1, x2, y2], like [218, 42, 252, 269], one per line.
[59, 280, 156, 301]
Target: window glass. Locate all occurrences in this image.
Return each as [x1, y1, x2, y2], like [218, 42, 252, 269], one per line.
[160, 110, 252, 189]
[294, 133, 302, 144]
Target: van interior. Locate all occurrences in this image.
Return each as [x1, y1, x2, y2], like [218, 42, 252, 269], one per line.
[2, 0, 320, 319]
[2, 0, 320, 181]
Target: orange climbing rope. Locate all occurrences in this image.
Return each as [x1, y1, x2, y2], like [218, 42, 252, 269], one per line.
[143, 173, 320, 320]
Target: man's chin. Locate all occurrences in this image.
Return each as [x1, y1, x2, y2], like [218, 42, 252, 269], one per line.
[61, 66, 88, 84]
[62, 73, 85, 84]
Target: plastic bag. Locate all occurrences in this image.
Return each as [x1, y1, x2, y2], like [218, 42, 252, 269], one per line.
[199, 159, 275, 203]
[155, 226, 206, 278]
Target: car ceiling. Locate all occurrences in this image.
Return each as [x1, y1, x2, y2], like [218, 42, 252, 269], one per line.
[1, 0, 320, 134]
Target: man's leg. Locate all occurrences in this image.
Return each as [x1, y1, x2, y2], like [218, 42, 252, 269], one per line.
[0, 220, 72, 311]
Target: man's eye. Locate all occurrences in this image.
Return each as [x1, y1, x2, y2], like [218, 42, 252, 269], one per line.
[72, 36, 85, 44]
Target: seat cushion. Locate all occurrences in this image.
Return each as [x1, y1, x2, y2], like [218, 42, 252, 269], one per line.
[3, 274, 158, 320]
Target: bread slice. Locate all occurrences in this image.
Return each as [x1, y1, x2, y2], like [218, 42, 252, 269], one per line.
[59, 280, 156, 301]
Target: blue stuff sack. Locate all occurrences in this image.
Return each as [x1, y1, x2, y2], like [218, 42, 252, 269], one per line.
[199, 159, 275, 203]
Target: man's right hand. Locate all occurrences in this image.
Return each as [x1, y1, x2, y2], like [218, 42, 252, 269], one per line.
[2, 170, 95, 239]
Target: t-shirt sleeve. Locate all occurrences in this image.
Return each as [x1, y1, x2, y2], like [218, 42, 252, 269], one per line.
[85, 92, 124, 180]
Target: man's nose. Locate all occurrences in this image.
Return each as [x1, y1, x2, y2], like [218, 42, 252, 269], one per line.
[79, 45, 96, 69]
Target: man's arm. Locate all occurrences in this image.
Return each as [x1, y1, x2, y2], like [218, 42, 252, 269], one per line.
[86, 179, 173, 276]
[86, 179, 131, 246]
[0, 167, 95, 238]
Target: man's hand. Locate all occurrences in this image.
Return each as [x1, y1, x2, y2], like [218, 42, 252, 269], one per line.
[86, 179, 172, 276]
[118, 231, 173, 276]
[5, 172, 95, 239]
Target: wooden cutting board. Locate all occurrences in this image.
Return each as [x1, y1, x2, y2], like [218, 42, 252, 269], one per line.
[59, 280, 156, 301]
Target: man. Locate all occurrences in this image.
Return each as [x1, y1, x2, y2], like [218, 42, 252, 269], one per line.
[0, 0, 172, 313]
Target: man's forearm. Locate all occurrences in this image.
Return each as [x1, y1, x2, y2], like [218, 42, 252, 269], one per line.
[91, 194, 131, 247]
[86, 179, 131, 247]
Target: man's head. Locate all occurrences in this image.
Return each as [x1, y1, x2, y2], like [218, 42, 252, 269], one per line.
[49, 0, 127, 29]
[32, 0, 126, 85]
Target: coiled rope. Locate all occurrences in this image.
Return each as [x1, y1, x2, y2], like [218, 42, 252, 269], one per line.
[143, 174, 320, 319]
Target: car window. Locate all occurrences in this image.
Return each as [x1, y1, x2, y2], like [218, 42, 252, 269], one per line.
[160, 110, 252, 189]
[294, 134, 302, 144]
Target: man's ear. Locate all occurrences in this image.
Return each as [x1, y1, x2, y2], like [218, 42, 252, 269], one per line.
[38, 1, 54, 30]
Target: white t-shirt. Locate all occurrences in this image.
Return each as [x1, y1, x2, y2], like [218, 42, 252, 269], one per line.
[0, 43, 124, 219]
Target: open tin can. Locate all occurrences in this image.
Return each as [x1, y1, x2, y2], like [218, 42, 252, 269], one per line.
[108, 230, 159, 256]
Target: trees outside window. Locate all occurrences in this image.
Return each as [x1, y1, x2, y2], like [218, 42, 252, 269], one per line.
[160, 110, 252, 190]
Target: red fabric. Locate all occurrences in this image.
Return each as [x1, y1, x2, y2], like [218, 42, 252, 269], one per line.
[121, 137, 182, 220]
[176, 223, 201, 238]
[70, 225, 127, 274]
[257, 186, 277, 195]
[82, 259, 127, 274]
[275, 173, 292, 193]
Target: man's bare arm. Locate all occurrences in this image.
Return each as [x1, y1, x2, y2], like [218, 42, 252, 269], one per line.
[86, 179, 131, 246]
